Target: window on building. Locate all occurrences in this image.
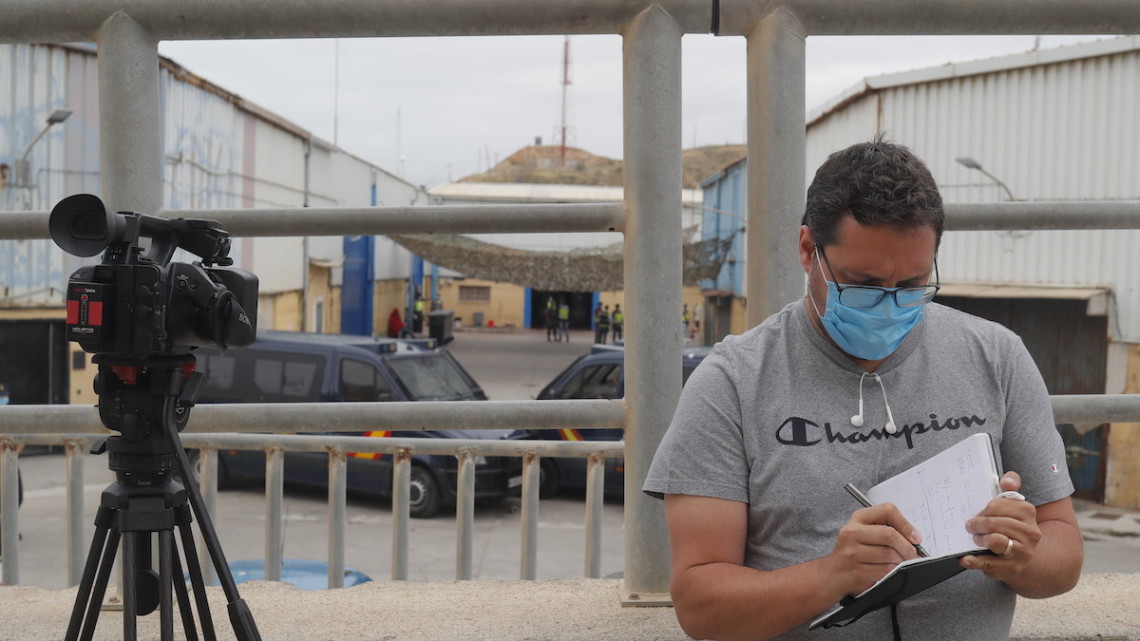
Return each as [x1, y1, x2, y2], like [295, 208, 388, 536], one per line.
[459, 285, 491, 302]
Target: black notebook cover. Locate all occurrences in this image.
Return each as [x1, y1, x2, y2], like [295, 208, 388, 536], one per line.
[809, 549, 992, 629]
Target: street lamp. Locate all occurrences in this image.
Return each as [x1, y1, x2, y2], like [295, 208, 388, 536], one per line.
[15, 108, 73, 188]
[955, 156, 1017, 201]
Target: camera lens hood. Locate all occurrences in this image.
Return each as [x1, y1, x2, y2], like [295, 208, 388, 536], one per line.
[49, 193, 125, 257]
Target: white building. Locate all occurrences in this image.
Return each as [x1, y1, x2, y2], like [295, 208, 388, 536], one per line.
[0, 42, 425, 404]
[703, 36, 1140, 507]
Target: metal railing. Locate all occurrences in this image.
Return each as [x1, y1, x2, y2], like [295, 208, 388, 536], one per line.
[2, 0, 1140, 602]
[5, 394, 1140, 588]
[0, 430, 623, 588]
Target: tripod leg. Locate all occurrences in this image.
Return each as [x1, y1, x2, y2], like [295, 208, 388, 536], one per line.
[122, 531, 139, 641]
[162, 410, 260, 641]
[169, 536, 200, 641]
[79, 526, 122, 641]
[177, 510, 218, 641]
[159, 530, 175, 641]
[66, 507, 114, 641]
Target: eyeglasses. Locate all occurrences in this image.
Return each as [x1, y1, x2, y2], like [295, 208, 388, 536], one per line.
[814, 244, 940, 309]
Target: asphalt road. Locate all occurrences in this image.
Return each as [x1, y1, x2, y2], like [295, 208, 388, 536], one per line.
[6, 327, 1140, 590]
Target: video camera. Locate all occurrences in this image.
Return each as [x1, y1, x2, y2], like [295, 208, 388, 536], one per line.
[51, 195, 264, 640]
[50, 193, 258, 356]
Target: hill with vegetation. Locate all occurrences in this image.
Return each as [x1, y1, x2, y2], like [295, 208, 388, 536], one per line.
[459, 144, 746, 190]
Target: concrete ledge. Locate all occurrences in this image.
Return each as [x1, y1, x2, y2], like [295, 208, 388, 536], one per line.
[1, 574, 1137, 640]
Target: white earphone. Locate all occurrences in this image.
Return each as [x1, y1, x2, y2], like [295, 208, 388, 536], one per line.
[851, 397, 864, 427]
[852, 372, 898, 433]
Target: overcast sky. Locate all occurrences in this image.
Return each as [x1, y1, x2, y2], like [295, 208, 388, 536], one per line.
[157, 34, 1108, 189]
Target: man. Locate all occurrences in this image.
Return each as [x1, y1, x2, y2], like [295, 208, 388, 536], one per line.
[644, 140, 1082, 641]
[413, 295, 425, 334]
[593, 304, 606, 344]
[545, 296, 558, 342]
[611, 304, 624, 343]
[599, 305, 612, 345]
[557, 299, 571, 342]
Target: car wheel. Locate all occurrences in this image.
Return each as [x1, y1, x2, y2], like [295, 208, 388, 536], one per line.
[539, 458, 561, 499]
[183, 449, 229, 490]
[408, 465, 442, 519]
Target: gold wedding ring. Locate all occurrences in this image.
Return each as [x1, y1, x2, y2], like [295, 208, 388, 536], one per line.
[1001, 536, 1015, 556]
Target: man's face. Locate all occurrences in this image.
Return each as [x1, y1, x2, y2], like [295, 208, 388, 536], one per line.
[799, 215, 938, 324]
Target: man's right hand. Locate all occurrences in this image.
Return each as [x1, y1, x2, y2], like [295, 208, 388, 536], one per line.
[825, 503, 924, 595]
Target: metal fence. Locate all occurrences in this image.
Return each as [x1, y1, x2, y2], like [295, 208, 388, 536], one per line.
[1, 431, 624, 588]
[1, 0, 1140, 602]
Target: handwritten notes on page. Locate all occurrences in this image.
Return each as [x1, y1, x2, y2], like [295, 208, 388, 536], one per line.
[866, 433, 999, 558]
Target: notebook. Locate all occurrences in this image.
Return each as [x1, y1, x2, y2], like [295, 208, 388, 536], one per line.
[810, 432, 1002, 630]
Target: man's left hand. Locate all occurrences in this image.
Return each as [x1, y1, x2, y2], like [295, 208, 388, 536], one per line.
[960, 471, 1041, 581]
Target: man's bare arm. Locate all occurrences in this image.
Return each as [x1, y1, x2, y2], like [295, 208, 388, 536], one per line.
[666, 494, 920, 641]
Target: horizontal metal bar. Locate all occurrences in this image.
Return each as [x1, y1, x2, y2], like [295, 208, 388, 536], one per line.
[172, 204, 627, 237]
[0, 1, 714, 42]
[1053, 395, 1140, 425]
[0, 203, 626, 240]
[719, 0, 1140, 36]
[0, 211, 50, 240]
[3, 432, 623, 459]
[5, 395, 1135, 444]
[12, 200, 1139, 241]
[180, 434, 625, 458]
[0, 400, 626, 435]
[945, 201, 1140, 231]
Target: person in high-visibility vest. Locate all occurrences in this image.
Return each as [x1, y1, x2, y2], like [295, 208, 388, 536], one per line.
[557, 300, 571, 342]
[413, 296, 425, 334]
[595, 305, 611, 345]
[611, 304, 624, 343]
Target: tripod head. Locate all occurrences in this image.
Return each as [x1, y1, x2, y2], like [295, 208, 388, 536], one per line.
[90, 353, 203, 484]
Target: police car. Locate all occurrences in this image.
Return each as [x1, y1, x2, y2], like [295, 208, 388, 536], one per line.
[513, 343, 711, 497]
[190, 331, 520, 518]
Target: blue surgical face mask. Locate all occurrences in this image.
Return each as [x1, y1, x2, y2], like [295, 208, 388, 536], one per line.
[808, 253, 925, 360]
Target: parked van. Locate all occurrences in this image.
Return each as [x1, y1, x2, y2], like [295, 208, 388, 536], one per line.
[192, 331, 519, 518]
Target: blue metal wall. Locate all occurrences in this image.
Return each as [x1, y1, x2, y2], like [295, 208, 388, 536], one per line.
[699, 160, 747, 297]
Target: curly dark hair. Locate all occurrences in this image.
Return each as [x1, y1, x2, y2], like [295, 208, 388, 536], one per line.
[801, 136, 944, 248]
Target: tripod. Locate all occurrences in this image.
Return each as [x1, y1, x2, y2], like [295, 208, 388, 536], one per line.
[66, 355, 261, 641]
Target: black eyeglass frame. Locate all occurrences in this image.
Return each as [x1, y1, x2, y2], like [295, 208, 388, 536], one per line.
[814, 244, 940, 309]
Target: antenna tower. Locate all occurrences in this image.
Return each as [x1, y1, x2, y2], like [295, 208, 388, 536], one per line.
[560, 36, 572, 166]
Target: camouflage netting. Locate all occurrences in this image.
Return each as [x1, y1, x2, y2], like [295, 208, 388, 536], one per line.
[388, 228, 740, 292]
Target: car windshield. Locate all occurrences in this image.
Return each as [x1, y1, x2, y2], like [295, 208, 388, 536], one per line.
[387, 353, 481, 401]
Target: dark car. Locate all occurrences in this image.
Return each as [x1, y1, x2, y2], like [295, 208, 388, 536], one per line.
[191, 331, 519, 518]
[513, 344, 711, 496]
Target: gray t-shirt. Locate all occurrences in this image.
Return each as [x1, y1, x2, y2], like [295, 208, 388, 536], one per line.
[644, 301, 1074, 641]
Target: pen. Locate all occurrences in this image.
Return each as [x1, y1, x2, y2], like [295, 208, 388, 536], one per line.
[844, 482, 930, 558]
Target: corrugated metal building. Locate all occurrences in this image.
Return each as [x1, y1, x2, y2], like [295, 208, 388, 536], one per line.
[0, 42, 425, 404]
[1, 42, 425, 307]
[700, 36, 1140, 507]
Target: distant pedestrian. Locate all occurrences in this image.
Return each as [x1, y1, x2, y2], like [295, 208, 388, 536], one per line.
[593, 304, 605, 344]
[598, 305, 611, 344]
[545, 296, 558, 342]
[692, 303, 702, 340]
[557, 300, 571, 342]
[611, 304, 624, 343]
[682, 303, 691, 334]
[413, 295, 425, 334]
